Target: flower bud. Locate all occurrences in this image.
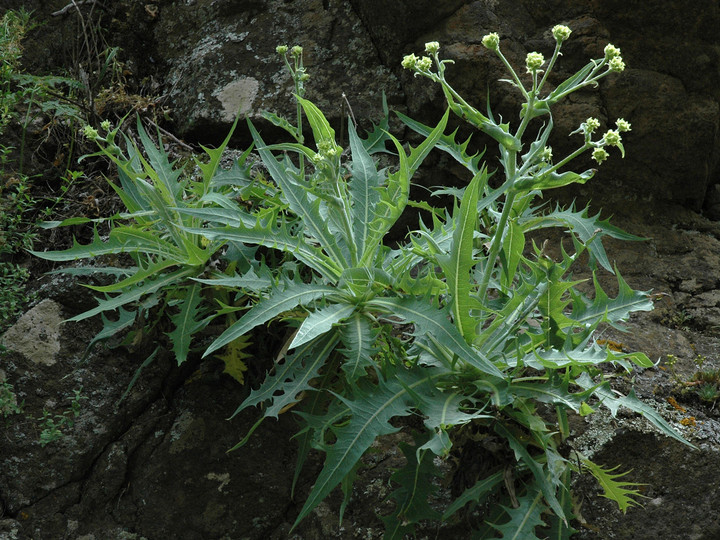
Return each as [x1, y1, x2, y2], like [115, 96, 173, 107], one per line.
[552, 24, 571, 43]
[417, 56, 433, 72]
[482, 32, 500, 51]
[616, 118, 631, 132]
[525, 52, 545, 72]
[604, 44, 621, 59]
[424, 41, 440, 54]
[100, 120, 112, 132]
[276, 45, 288, 55]
[401, 53, 418, 70]
[592, 147, 609, 164]
[584, 117, 600, 134]
[291, 45, 303, 57]
[83, 125, 99, 140]
[608, 56, 625, 72]
[603, 129, 621, 146]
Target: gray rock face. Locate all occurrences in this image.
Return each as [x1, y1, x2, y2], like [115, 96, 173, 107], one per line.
[1, 299, 63, 366]
[154, 0, 403, 141]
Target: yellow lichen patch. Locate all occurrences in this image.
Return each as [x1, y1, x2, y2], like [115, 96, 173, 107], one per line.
[667, 396, 686, 413]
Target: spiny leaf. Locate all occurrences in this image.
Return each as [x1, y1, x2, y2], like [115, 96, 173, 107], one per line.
[81, 306, 137, 360]
[437, 168, 484, 342]
[546, 468, 578, 540]
[293, 366, 443, 529]
[396, 110, 485, 174]
[216, 335, 252, 384]
[442, 470, 504, 520]
[29, 227, 134, 261]
[488, 488, 547, 539]
[184, 220, 341, 281]
[348, 119, 381, 261]
[382, 438, 441, 539]
[570, 269, 653, 329]
[291, 303, 356, 349]
[368, 296, 504, 378]
[494, 423, 565, 522]
[232, 332, 339, 419]
[204, 282, 337, 357]
[65, 267, 196, 323]
[338, 313, 378, 382]
[519, 203, 643, 273]
[167, 282, 205, 365]
[582, 459, 646, 514]
[575, 373, 693, 447]
[135, 116, 184, 201]
[248, 121, 348, 269]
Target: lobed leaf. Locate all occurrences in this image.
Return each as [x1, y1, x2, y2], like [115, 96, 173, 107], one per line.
[204, 282, 337, 357]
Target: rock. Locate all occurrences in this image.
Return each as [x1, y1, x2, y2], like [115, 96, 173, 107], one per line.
[0, 299, 63, 366]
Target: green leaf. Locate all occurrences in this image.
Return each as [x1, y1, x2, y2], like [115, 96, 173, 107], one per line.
[494, 423, 565, 522]
[204, 282, 337, 357]
[297, 95, 336, 145]
[184, 220, 341, 281]
[382, 438, 441, 539]
[248, 121, 348, 269]
[29, 228, 134, 261]
[396, 111, 485, 174]
[500, 219, 525, 291]
[368, 296, 504, 378]
[575, 373, 694, 448]
[65, 267, 196, 323]
[570, 269, 654, 329]
[514, 168, 595, 192]
[167, 283, 205, 365]
[519, 203, 644, 273]
[135, 116, 184, 201]
[81, 306, 137, 360]
[437, 168, 484, 341]
[347, 119, 381, 261]
[231, 331, 339, 419]
[291, 303, 356, 349]
[195, 114, 241, 192]
[488, 488, 547, 540]
[546, 468, 578, 540]
[442, 471, 504, 520]
[292, 366, 440, 530]
[582, 459, 645, 514]
[338, 313, 378, 382]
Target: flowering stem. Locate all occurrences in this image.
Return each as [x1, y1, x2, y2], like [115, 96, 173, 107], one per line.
[495, 50, 528, 100]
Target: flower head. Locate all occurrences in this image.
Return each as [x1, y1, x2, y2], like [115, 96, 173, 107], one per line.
[616, 118, 631, 132]
[608, 56, 625, 72]
[526, 52, 545, 72]
[482, 32, 500, 51]
[604, 44, 621, 59]
[603, 129, 621, 146]
[584, 117, 601, 135]
[291, 45, 303, 57]
[276, 45, 288, 55]
[416, 56, 433, 72]
[552, 24, 572, 43]
[82, 125, 99, 141]
[401, 53, 418, 70]
[100, 120, 112, 132]
[540, 146, 553, 162]
[592, 147, 609, 164]
[424, 41, 440, 54]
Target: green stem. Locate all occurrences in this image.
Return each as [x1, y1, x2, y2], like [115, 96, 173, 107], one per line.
[495, 49, 528, 99]
[477, 180, 517, 302]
